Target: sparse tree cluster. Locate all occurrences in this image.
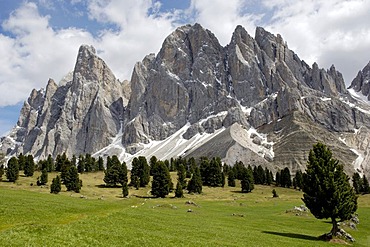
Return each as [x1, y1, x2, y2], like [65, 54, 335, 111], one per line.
[352, 172, 370, 194]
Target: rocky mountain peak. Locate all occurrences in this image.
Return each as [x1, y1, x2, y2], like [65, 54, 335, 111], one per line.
[2, 24, 370, 178]
[349, 61, 370, 100]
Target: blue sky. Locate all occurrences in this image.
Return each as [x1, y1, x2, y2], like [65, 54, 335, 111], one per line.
[0, 0, 370, 136]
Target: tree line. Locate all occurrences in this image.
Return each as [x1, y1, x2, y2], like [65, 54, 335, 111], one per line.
[1, 151, 369, 200]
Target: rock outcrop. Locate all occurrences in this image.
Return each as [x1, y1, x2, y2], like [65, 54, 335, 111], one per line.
[349, 61, 370, 100]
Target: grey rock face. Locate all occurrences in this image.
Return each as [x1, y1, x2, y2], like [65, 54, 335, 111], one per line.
[349, 61, 370, 100]
[1, 45, 128, 159]
[1, 24, 370, 177]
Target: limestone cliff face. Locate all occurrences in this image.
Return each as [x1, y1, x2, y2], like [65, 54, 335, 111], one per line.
[1, 24, 370, 177]
[1, 45, 127, 158]
[349, 61, 370, 100]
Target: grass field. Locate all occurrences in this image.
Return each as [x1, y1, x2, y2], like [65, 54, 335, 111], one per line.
[0, 171, 369, 246]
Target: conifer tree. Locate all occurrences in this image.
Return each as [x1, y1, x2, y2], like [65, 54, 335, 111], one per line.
[64, 166, 82, 193]
[151, 161, 171, 198]
[104, 155, 127, 187]
[232, 161, 245, 180]
[241, 167, 254, 193]
[77, 155, 85, 173]
[302, 142, 357, 236]
[50, 175, 61, 194]
[0, 164, 4, 181]
[187, 167, 202, 194]
[294, 170, 303, 190]
[265, 167, 272, 185]
[6, 157, 19, 182]
[227, 169, 236, 187]
[18, 153, 25, 170]
[352, 172, 362, 194]
[46, 154, 55, 172]
[98, 156, 104, 171]
[175, 181, 184, 198]
[149, 156, 158, 176]
[138, 156, 150, 187]
[24, 155, 35, 177]
[280, 167, 292, 188]
[177, 164, 187, 189]
[275, 171, 281, 186]
[122, 182, 129, 197]
[362, 175, 370, 194]
[37, 169, 48, 186]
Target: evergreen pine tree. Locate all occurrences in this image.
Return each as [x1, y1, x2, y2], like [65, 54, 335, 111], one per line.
[46, 154, 55, 172]
[64, 166, 82, 193]
[60, 160, 72, 184]
[275, 171, 281, 186]
[37, 169, 48, 186]
[18, 153, 25, 170]
[227, 169, 236, 187]
[233, 161, 245, 180]
[0, 164, 4, 181]
[257, 165, 266, 184]
[281, 167, 292, 188]
[151, 161, 171, 198]
[122, 182, 129, 197]
[177, 164, 187, 189]
[294, 170, 303, 190]
[24, 155, 35, 177]
[352, 172, 362, 194]
[362, 175, 370, 194]
[6, 157, 19, 182]
[104, 155, 126, 187]
[175, 181, 184, 198]
[265, 167, 272, 185]
[187, 167, 202, 194]
[149, 156, 158, 176]
[138, 156, 150, 187]
[50, 175, 61, 194]
[302, 142, 357, 236]
[77, 155, 85, 173]
[241, 167, 254, 193]
[98, 156, 104, 171]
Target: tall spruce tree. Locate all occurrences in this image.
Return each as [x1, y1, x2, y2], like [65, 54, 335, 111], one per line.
[294, 170, 303, 190]
[241, 167, 254, 193]
[175, 182, 184, 198]
[24, 155, 35, 177]
[362, 175, 370, 194]
[280, 167, 292, 188]
[50, 175, 61, 194]
[98, 156, 104, 171]
[77, 155, 85, 173]
[18, 153, 26, 170]
[302, 142, 357, 236]
[6, 157, 19, 182]
[37, 169, 48, 186]
[149, 156, 158, 176]
[0, 164, 4, 181]
[64, 166, 82, 193]
[104, 155, 127, 187]
[187, 167, 202, 194]
[177, 164, 187, 189]
[352, 172, 362, 194]
[151, 161, 171, 198]
[227, 169, 236, 187]
[265, 167, 272, 185]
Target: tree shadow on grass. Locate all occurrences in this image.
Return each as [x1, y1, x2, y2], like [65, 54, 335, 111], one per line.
[262, 231, 319, 241]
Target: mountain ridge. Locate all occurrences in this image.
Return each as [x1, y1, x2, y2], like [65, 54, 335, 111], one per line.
[1, 23, 370, 177]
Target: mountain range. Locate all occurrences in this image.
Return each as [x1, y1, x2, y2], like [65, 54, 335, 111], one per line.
[1, 23, 370, 176]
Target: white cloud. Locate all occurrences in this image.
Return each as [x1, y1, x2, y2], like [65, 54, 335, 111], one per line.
[0, 2, 94, 106]
[262, 0, 370, 83]
[87, 0, 180, 80]
[188, 0, 262, 45]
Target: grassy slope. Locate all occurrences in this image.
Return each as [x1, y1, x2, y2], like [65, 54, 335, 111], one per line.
[0, 172, 369, 246]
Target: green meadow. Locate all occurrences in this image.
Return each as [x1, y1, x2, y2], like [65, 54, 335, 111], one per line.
[0, 171, 369, 246]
